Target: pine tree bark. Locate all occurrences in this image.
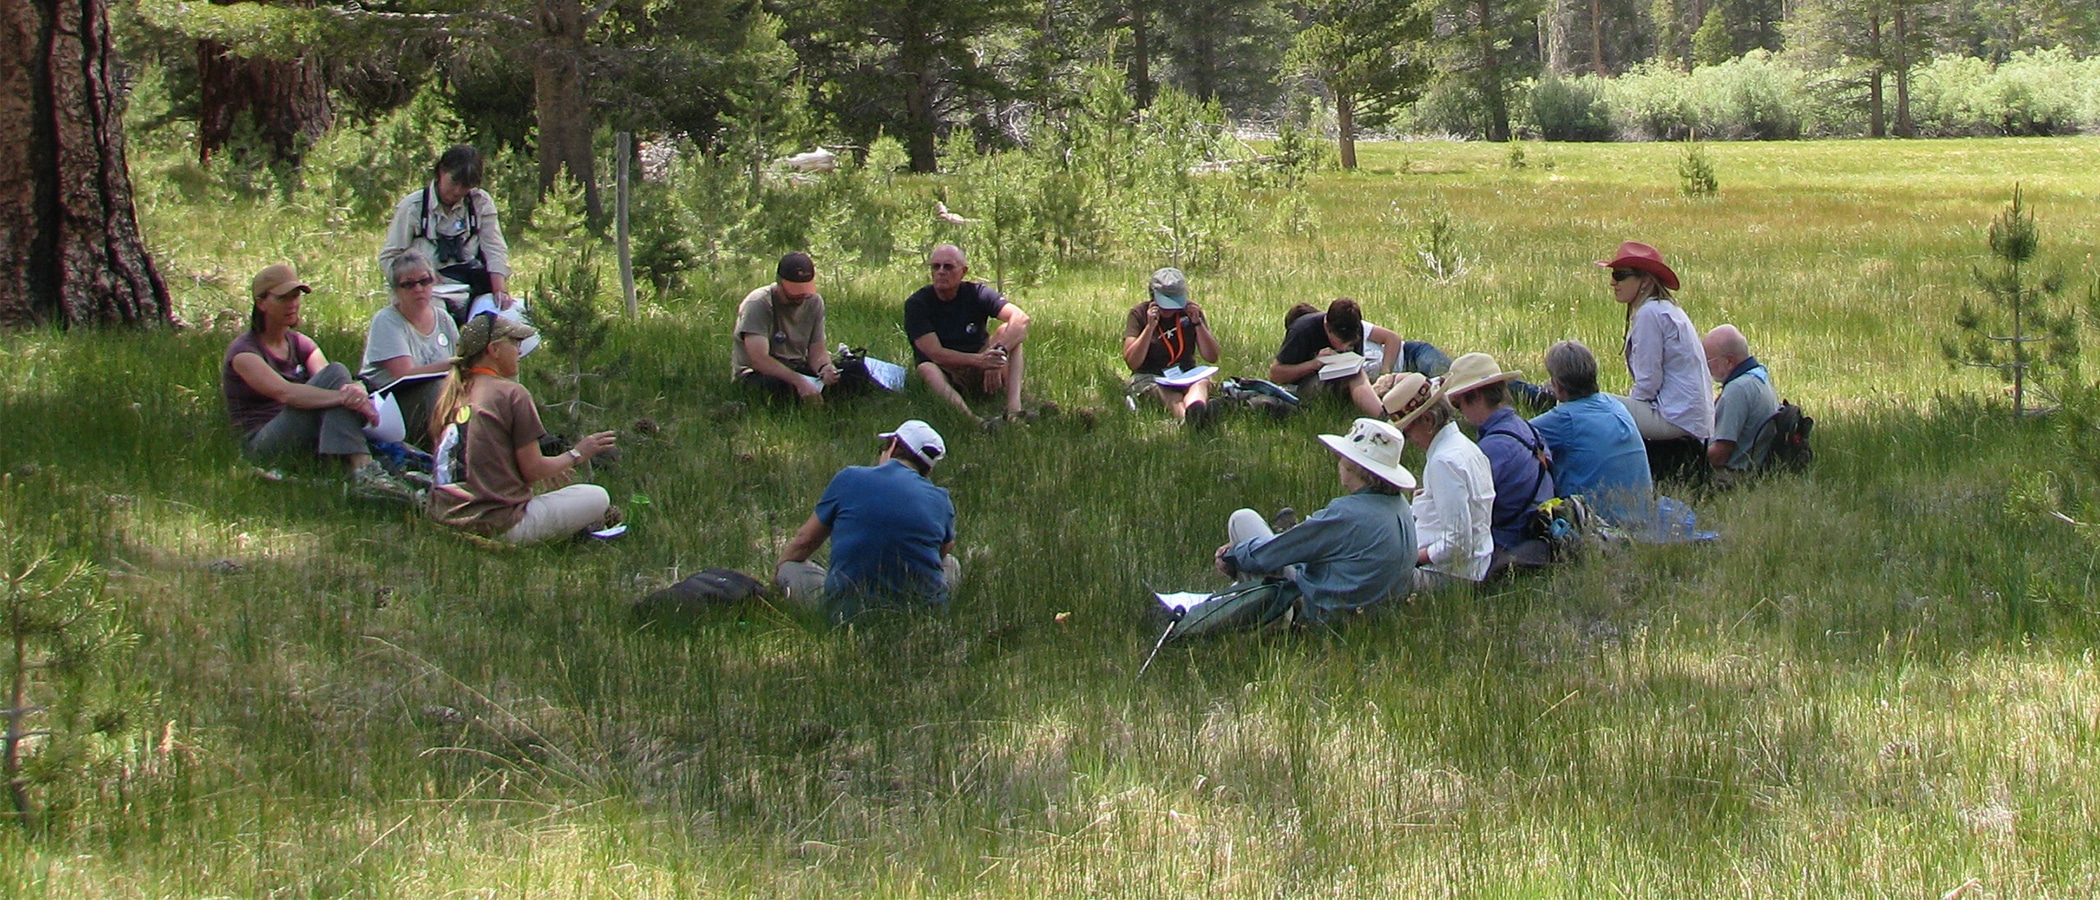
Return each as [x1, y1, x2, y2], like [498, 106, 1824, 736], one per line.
[0, 0, 172, 328]
[195, 37, 332, 164]
[195, 1, 332, 165]
[535, 0, 601, 217]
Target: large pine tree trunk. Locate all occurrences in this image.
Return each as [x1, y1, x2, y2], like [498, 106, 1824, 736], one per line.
[534, 0, 601, 217]
[0, 0, 172, 328]
[1336, 89, 1357, 170]
[195, 37, 332, 165]
[195, 1, 332, 165]
[900, 28, 940, 173]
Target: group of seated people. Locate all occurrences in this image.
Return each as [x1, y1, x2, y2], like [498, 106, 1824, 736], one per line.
[220, 151, 1788, 626]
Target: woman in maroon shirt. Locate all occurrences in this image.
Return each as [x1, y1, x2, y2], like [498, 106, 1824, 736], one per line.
[220, 263, 420, 502]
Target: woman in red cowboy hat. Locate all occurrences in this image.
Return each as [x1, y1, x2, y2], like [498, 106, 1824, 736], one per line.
[1597, 241, 1714, 444]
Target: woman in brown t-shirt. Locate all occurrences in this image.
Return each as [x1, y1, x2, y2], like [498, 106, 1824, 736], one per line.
[427, 314, 618, 544]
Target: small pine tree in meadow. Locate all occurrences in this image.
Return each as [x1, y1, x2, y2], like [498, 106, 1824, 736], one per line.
[1678, 135, 1718, 197]
[3, 480, 143, 833]
[1943, 185, 2077, 418]
[529, 172, 610, 431]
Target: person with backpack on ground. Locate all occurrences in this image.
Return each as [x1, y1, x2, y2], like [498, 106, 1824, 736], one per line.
[1702, 324, 1779, 474]
[1443, 352, 1558, 574]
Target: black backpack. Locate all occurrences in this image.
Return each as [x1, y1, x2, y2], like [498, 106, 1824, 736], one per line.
[1749, 400, 1813, 473]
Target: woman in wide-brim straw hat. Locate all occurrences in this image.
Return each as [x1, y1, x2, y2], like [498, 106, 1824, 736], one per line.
[1381, 372, 1494, 590]
[1597, 241, 1714, 443]
[427, 313, 620, 545]
[1213, 418, 1418, 622]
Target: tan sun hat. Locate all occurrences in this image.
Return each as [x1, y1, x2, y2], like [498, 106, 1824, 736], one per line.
[1439, 352, 1522, 398]
[1318, 418, 1416, 491]
[249, 263, 311, 300]
[1380, 372, 1444, 430]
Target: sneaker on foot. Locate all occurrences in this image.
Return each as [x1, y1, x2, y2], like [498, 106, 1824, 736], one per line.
[350, 462, 424, 505]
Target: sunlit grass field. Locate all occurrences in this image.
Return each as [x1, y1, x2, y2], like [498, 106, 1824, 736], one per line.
[5, 137, 2100, 897]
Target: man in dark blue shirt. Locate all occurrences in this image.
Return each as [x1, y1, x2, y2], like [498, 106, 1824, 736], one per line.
[1444, 352, 1556, 566]
[904, 243, 1034, 427]
[776, 420, 959, 623]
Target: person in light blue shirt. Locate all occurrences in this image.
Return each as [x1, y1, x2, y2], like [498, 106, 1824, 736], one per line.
[1529, 340, 1653, 528]
[777, 420, 959, 623]
[1216, 418, 1418, 621]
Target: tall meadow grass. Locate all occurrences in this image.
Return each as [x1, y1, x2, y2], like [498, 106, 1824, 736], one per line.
[3, 137, 2099, 896]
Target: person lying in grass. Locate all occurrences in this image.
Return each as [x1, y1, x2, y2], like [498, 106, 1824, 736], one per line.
[221, 263, 420, 504]
[1122, 267, 1222, 426]
[1383, 373, 1494, 590]
[359, 251, 459, 448]
[427, 314, 618, 545]
[1214, 417, 1418, 622]
[776, 419, 960, 624]
[1269, 298, 1391, 418]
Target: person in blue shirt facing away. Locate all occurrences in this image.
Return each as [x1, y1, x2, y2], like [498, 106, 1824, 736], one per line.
[1529, 340, 1653, 528]
[1443, 352, 1557, 572]
[776, 420, 960, 624]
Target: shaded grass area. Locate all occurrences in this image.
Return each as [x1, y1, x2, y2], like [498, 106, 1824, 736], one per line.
[6, 137, 2100, 896]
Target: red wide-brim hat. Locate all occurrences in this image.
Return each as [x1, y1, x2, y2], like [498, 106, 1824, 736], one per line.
[1595, 241, 1680, 291]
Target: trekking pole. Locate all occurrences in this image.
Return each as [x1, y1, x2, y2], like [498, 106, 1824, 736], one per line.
[1137, 613, 1181, 678]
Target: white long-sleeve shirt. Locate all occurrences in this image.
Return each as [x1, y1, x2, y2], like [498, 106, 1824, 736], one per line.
[1623, 297, 1714, 441]
[1413, 422, 1494, 582]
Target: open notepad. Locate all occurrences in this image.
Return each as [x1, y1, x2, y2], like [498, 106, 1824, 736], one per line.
[1156, 365, 1218, 388]
[1316, 344, 1387, 381]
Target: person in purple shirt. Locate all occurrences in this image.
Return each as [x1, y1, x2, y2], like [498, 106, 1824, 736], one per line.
[1443, 352, 1556, 570]
[1529, 340, 1653, 528]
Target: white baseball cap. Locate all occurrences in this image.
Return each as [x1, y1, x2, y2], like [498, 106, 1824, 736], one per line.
[878, 419, 946, 468]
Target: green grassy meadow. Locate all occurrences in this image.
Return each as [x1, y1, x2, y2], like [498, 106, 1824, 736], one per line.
[5, 137, 2100, 897]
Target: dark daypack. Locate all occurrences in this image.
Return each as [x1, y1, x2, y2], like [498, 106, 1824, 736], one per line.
[1750, 400, 1814, 473]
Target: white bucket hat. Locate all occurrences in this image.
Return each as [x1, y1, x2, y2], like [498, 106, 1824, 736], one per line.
[1318, 418, 1417, 491]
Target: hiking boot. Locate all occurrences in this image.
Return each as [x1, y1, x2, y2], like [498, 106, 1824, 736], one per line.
[1184, 399, 1214, 430]
[1270, 507, 1299, 532]
[601, 505, 624, 529]
[350, 462, 424, 505]
[1037, 401, 1060, 418]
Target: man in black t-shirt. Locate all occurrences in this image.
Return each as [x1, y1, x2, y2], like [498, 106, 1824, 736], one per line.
[1269, 297, 1386, 417]
[903, 243, 1034, 426]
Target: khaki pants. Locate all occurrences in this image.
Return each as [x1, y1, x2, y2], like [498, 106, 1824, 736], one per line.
[500, 484, 610, 545]
[775, 556, 961, 611]
[1613, 394, 1693, 441]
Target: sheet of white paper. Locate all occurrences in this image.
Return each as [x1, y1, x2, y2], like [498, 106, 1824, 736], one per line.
[589, 524, 628, 539]
[1362, 343, 1386, 371]
[800, 373, 824, 393]
[863, 356, 908, 392]
[1154, 591, 1210, 612]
